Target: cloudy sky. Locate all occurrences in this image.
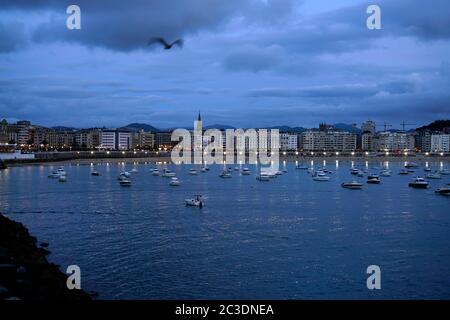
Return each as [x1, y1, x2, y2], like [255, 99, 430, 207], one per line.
[1, 0, 449, 129]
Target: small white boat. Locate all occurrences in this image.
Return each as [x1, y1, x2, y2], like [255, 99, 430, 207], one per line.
[341, 181, 363, 189]
[241, 167, 251, 175]
[169, 177, 181, 186]
[350, 168, 360, 175]
[426, 172, 441, 179]
[162, 169, 176, 177]
[424, 167, 432, 172]
[151, 169, 160, 176]
[219, 170, 232, 178]
[119, 179, 132, 186]
[185, 195, 204, 207]
[91, 171, 100, 176]
[58, 175, 67, 182]
[234, 167, 240, 171]
[256, 173, 270, 181]
[399, 169, 409, 175]
[189, 168, 198, 175]
[282, 168, 288, 173]
[435, 187, 450, 195]
[312, 171, 330, 181]
[367, 175, 381, 184]
[275, 170, 283, 176]
[408, 177, 429, 189]
[131, 168, 138, 173]
[440, 169, 450, 175]
[201, 167, 207, 172]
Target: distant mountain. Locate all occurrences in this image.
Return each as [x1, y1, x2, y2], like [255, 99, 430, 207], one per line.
[416, 120, 450, 132]
[51, 126, 77, 132]
[264, 126, 307, 133]
[120, 123, 160, 132]
[203, 124, 235, 130]
[332, 123, 362, 134]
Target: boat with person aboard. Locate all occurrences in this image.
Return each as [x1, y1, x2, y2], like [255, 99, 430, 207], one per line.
[185, 195, 204, 207]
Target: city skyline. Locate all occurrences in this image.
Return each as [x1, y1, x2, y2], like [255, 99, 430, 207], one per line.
[1, 0, 450, 128]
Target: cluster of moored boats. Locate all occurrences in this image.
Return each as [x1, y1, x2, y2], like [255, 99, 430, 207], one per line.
[49, 161, 450, 199]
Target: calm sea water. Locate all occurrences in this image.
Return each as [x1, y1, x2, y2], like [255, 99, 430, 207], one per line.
[0, 159, 449, 299]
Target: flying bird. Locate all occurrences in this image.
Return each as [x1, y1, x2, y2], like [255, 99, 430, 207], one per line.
[149, 37, 184, 50]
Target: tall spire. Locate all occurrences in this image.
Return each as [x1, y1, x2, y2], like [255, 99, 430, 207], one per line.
[198, 111, 201, 122]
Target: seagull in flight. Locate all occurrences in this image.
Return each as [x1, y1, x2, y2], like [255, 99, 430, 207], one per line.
[149, 37, 184, 50]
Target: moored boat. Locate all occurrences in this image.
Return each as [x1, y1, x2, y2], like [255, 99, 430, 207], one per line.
[169, 177, 181, 186]
[408, 177, 429, 189]
[435, 187, 450, 195]
[341, 181, 363, 189]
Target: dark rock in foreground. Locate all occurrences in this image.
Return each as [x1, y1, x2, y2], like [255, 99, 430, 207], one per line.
[0, 214, 91, 300]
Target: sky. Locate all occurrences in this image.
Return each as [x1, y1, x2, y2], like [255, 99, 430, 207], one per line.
[1, 0, 449, 129]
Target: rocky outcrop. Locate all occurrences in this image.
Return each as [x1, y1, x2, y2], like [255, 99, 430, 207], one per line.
[0, 214, 91, 300]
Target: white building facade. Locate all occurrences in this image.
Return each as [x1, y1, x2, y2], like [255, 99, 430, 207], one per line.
[431, 134, 450, 152]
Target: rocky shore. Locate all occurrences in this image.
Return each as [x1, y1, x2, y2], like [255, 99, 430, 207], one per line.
[0, 214, 91, 300]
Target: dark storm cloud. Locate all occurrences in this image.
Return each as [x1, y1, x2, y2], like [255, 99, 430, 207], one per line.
[1, 0, 296, 52]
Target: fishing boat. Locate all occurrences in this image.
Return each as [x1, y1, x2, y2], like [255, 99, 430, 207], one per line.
[185, 195, 204, 207]
[435, 187, 450, 195]
[169, 177, 181, 186]
[408, 177, 429, 189]
[341, 181, 363, 189]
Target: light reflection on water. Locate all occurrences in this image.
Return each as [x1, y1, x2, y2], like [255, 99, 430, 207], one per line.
[0, 160, 449, 299]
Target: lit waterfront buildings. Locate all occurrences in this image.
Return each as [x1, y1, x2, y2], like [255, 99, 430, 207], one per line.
[375, 132, 415, 152]
[99, 130, 132, 150]
[300, 131, 357, 152]
[431, 134, 450, 152]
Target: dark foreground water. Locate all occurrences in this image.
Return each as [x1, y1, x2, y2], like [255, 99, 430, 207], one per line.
[0, 159, 449, 299]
